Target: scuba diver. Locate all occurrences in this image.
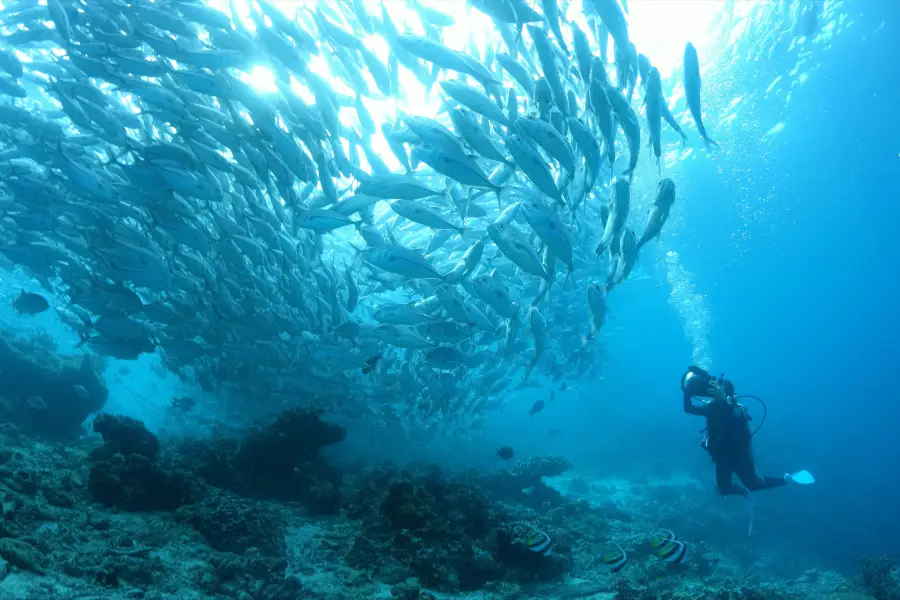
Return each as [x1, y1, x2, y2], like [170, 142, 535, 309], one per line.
[681, 366, 813, 497]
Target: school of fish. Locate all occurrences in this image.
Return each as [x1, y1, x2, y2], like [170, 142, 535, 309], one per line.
[0, 0, 724, 434]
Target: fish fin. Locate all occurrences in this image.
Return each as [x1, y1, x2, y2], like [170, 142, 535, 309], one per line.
[74, 332, 89, 349]
[346, 242, 365, 257]
[702, 136, 719, 150]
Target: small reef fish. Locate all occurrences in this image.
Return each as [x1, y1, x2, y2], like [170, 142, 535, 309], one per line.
[651, 529, 688, 564]
[600, 542, 628, 572]
[525, 527, 554, 557]
[496, 446, 514, 460]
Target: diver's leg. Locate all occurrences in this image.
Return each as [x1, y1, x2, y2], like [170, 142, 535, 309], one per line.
[735, 452, 787, 492]
[716, 461, 748, 496]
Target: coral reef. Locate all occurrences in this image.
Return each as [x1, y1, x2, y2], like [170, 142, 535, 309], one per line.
[0, 408, 886, 600]
[862, 556, 900, 600]
[174, 408, 345, 514]
[513, 455, 575, 479]
[0, 334, 107, 440]
[0, 538, 45, 574]
[90, 414, 160, 460]
[87, 415, 194, 511]
[344, 462, 570, 593]
[87, 452, 194, 511]
[391, 581, 437, 599]
[481, 454, 575, 509]
[175, 489, 287, 558]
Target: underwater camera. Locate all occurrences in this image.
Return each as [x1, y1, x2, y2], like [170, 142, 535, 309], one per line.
[681, 366, 717, 398]
[683, 366, 769, 438]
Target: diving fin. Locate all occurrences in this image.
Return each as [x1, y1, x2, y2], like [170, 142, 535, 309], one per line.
[786, 470, 815, 485]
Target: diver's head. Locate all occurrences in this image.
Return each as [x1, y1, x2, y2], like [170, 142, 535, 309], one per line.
[721, 379, 735, 399]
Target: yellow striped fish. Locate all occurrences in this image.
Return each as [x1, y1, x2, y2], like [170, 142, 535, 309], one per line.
[650, 528, 688, 564]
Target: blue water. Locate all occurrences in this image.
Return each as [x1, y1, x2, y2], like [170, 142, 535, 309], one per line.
[0, 0, 897, 593]
[474, 0, 900, 574]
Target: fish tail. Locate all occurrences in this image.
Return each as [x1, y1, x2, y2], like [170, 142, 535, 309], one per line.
[347, 242, 365, 258]
[702, 135, 719, 149]
[580, 321, 598, 348]
[440, 181, 452, 205]
[698, 123, 718, 149]
[513, 23, 524, 51]
[522, 362, 534, 382]
[74, 331, 89, 349]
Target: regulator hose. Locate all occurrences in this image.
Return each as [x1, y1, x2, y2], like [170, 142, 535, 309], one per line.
[736, 394, 767, 437]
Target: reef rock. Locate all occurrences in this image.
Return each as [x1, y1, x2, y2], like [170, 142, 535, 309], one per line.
[0, 537, 45, 575]
[88, 452, 194, 511]
[175, 408, 345, 513]
[861, 556, 900, 600]
[345, 465, 566, 593]
[175, 490, 287, 559]
[87, 414, 193, 511]
[0, 334, 106, 440]
[90, 414, 160, 460]
[481, 455, 575, 509]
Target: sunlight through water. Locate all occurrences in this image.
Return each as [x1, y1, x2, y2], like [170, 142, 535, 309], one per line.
[197, 0, 843, 381]
[204, 0, 734, 374]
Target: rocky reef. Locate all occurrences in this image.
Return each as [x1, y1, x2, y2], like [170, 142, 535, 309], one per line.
[862, 556, 900, 600]
[87, 414, 194, 512]
[0, 406, 346, 598]
[174, 407, 346, 514]
[0, 332, 107, 440]
[480, 454, 575, 509]
[343, 461, 572, 593]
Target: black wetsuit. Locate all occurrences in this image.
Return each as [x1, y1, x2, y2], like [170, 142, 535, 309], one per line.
[684, 393, 786, 497]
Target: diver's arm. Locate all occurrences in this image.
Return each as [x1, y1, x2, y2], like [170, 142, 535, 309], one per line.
[683, 393, 709, 416]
